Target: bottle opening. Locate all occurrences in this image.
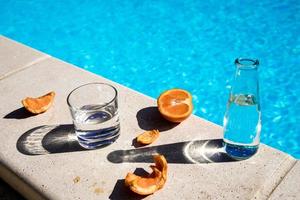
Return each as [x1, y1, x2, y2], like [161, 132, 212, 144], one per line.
[235, 58, 259, 70]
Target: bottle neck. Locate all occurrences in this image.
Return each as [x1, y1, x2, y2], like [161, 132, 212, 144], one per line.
[231, 58, 259, 98]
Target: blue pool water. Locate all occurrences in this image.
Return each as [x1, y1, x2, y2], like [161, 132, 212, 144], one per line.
[1, 0, 299, 158]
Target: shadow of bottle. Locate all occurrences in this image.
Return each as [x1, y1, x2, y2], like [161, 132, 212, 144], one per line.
[107, 139, 236, 164]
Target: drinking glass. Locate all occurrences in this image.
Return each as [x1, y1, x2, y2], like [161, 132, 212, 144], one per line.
[67, 83, 120, 149]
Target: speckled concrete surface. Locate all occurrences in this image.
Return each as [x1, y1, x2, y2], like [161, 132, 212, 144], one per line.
[0, 36, 49, 80]
[268, 161, 300, 200]
[0, 36, 298, 200]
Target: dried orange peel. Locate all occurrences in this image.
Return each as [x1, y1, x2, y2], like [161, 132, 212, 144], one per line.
[157, 89, 193, 123]
[125, 154, 168, 195]
[137, 130, 160, 145]
[22, 91, 55, 114]
[152, 155, 167, 188]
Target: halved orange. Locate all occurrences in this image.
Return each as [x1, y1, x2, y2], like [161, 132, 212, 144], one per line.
[137, 130, 160, 145]
[22, 91, 55, 114]
[157, 89, 193, 123]
[124, 154, 168, 195]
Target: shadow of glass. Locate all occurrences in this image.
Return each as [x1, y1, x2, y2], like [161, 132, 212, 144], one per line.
[4, 107, 35, 119]
[16, 124, 87, 155]
[107, 139, 237, 164]
[136, 106, 178, 132]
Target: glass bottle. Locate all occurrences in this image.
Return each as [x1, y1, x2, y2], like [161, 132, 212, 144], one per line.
[223, 58, 261, 160]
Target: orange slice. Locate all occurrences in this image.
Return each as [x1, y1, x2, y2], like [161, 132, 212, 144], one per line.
[22, 91, 55, 114]
[157, 89, 193, 123]
[125, 168, 162, 195]
[150, 155, 168, 189]
[153, 154, 167, 188]
[137, 130, 160, 145]
[125, 173, 140, 187]
[125, 154, 168, 195]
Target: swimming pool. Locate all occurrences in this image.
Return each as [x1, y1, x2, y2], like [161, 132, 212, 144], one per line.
[1, 0, 299, 158]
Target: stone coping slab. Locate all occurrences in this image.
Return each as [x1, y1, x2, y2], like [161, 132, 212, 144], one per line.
[0, 35, 49, 80]
[0, 36, 297, 199]
[268, 161, 300, 200]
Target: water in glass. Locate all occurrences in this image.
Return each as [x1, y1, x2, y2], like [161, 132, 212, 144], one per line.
[73, 104, 120, 149]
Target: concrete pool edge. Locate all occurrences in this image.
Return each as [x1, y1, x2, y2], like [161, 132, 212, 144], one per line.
[0, 35, 299, 200]
[0, 163, 46, 200]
